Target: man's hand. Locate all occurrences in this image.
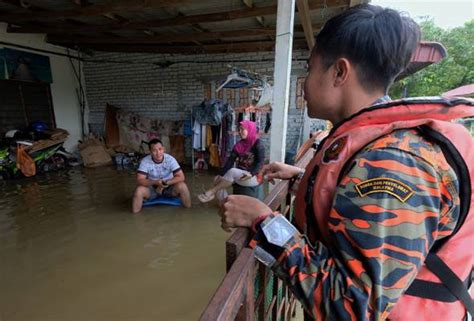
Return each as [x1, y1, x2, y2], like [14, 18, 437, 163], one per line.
[262, 162, 303, 184]
[219, 195, 271, 232]
[152, 179, 165, 192]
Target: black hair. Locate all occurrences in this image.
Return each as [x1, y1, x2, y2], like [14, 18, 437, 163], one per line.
[314, 4, 420, 92]
[148, 138, 163, 149]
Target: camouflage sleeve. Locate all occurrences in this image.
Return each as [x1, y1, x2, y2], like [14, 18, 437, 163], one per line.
[252, 146, 459, 321]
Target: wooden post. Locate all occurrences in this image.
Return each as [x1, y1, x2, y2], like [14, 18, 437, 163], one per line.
[270, 0, 295, 163]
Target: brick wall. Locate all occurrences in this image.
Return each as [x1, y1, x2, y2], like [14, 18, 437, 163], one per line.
[83, 50, 325, 162]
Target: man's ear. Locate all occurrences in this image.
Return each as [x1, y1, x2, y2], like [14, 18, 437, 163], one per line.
[333, 58, 350, 87]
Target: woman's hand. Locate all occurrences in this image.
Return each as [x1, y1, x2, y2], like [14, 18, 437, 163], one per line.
[262, 162, 303, 183]
[219, 195, 271, 232]
[240, 173, 253, 181]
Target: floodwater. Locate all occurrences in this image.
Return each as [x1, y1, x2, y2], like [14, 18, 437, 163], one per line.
[0, 166, 229, 321]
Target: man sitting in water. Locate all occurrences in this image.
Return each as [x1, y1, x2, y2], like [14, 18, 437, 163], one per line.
[132, 138, 191, 213]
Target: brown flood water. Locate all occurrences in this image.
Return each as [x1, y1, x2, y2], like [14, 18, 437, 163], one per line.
[0, 166, 229, 321]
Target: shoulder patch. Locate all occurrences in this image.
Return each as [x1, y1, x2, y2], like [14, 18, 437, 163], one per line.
[355, 178, 414, 202]
[323, 136, 348, 164]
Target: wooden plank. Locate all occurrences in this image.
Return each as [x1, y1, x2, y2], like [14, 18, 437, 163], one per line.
[272, 277, 281, 321]
[244, 261, 255, 321]
[226, 228, 251, 272]
[264, 296, 277, 321]
[47, 28, 277, 45]
[0, 0, 193, 22]
[67, 39, 308, 54]
[200, 248, 255, 321]
[235, 305, 246, 321]
[0, 0, 46, 11]
[296, 0, 315, 49]
[4, 2, 277, 28]
[277, 297, 287, 317]
[6, 0, 346, 34]
[105, 103, 120, 147]
[349, 0, 366, 6]
[242, 0, 253, 7]
[242, 0, 268, 35]
[294, 23, 324, 34]
[257, 264, 267, 321]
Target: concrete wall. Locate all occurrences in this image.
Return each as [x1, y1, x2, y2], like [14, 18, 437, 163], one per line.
[83, 50, 326, 161]
[0, 23, 86, 152]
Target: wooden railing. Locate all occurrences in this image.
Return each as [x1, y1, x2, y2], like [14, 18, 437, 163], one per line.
[200, 147, 315, 321]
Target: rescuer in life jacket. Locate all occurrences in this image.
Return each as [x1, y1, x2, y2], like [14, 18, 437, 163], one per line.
[218, 4, 474, 320]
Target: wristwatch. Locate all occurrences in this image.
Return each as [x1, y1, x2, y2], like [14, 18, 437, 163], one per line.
[261, 214, 297, 247]
[253, 214, 297, 267]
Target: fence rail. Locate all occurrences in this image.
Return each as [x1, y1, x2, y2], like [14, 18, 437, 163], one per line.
[200, 146, 315, 321]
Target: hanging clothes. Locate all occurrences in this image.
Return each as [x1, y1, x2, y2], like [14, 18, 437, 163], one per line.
[264, 112, 272, 133]
[206, 125, 213, 148]
[193, 99, 231, 126]
[209, 144, 221, 167]
[169, 135, 185, 164]
[192, 120, 202, 150]
[211, 125, 220, 144]
[201, 123, 207, 151]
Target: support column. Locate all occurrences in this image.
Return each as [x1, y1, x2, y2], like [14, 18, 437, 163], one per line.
[270, 0, 295, 163]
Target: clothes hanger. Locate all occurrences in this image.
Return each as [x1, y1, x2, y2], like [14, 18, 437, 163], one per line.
[216, 72, 253, 92]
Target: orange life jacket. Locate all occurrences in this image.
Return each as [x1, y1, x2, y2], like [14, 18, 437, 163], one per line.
[294, 97, 474, 320]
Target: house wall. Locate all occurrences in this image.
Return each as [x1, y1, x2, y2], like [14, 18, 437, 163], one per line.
[83, 50, 326, 162]
[0, 23, 86, 152]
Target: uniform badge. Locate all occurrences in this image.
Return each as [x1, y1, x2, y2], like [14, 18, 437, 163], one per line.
[355, 178, 414, 202]
[322, 136, 348, 164]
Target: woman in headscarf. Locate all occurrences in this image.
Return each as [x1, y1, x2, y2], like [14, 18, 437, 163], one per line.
[198, 120, 265, 203]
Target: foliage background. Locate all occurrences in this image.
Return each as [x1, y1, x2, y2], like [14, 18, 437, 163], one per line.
[390, 18, 474, 98]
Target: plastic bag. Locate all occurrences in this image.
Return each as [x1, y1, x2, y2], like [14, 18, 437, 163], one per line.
[16, 145, 36, 177]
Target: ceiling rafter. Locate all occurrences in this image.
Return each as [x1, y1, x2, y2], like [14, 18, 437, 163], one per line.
[161, 8, 207, 45]
[6, 0, 346, 34]
[242, 0, 273, 41]
[0, 0, 42, 11]
[47, 28, 278, 45]
[69, 0, 156, 36]
[296, 0, 315, 49]
[79, 39, 308, 54]
[0, 0, 194, 22]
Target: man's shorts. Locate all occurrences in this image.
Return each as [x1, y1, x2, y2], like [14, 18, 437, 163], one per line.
[148, 185, 175, 199]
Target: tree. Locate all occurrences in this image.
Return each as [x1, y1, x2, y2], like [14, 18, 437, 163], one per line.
[390, 18, 474, 98]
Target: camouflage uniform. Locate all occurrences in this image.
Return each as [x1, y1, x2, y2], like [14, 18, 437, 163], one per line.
[251, 128, 460, 320]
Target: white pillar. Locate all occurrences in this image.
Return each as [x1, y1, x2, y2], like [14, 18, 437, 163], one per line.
[270, 0, 295, 163]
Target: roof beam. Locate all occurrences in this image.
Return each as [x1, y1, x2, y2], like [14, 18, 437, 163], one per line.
[349, 0, 365, 6]
[242, 0, 266, 28]
[294, 23, 323, 34]
[296, 0, 315, 49]
[77, 1, 155, 36]
[0, 0, 193, 22]
[6, 0, 347, 34]
[72, 0, 91, 6]
[75, 39, 308, 54]
[47, 28, 277, 45]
